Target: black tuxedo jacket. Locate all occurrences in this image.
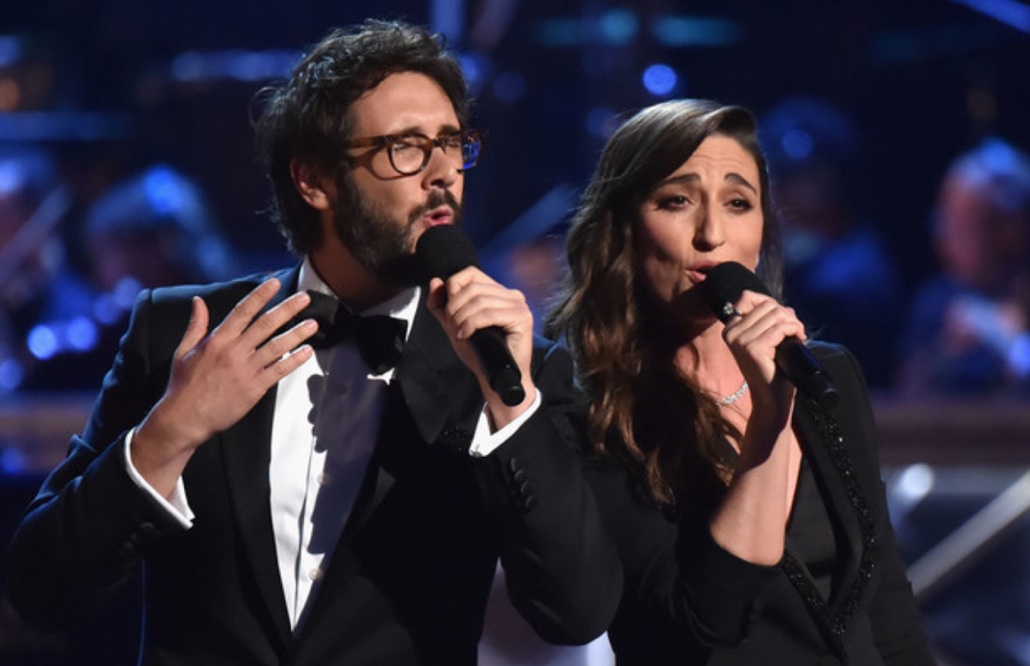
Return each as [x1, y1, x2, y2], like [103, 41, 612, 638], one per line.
[7, 267, 621, 665]
[588, 343, 935, 665]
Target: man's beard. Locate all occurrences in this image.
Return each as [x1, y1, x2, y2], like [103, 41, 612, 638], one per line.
[332, 174, 462, 286]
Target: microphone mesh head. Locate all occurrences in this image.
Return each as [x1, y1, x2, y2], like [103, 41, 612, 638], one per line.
[415, 225, 480, 280]
[700, 261, 770, 322]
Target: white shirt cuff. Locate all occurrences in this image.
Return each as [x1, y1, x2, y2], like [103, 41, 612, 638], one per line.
[468, 389, 543, 457]
[123, 428, 195, 529]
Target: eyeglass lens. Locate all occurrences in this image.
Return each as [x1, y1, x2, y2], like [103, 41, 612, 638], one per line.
[388, 132, 480, 174]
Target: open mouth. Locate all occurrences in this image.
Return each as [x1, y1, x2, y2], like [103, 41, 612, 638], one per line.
[688, 262, 718, 283]
[423, 207, 453, 226]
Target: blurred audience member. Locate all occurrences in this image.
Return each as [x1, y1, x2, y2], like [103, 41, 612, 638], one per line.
[761, 96, 904, 388]
[479, 185, 577, 336]
[0, 146, 92, 393]
[483, 222, 569, 336]
[13, 164, 235, 392]
[502, 232, 566, 332]
[898, 137, 1030, 397]
[83, 163, 233, 292]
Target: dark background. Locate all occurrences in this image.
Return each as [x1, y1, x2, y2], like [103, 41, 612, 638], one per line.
[2, 0, 1028, 282]
[1, 1, 1029, 664]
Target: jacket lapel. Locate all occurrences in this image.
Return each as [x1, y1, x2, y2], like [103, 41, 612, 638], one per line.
[394, 289, 482, 448]
[217, 266, 300, 648]
[792, 399, 864, 602]
[786, 395, 879, 652]
[293, 289, 483, 645]
[333, 288, 482, 534]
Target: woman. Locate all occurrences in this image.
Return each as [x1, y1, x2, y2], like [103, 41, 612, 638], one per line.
[546, 99, 934, 664]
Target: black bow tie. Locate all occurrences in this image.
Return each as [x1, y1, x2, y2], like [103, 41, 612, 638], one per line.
[299, 291, 408, 374]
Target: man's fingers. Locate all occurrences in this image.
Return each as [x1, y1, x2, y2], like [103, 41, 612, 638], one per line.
[440, 274, 527, 337]
[175, 279, 315, 376]
[426, 277, 446, 315]
[255, 319, 318, 367]
[263, 343, 315, 382]
[215, 278, 283, 339]
[454, 291, 525, 333]
[242, 289, 313, 348]
[175, 296, 210, 360]
[441, 268, 492, 305]
[452, 297, 527, 340]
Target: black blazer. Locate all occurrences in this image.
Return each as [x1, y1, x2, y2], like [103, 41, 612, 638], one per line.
[588, 343, 935, 665]
[6, 267, 621, 666]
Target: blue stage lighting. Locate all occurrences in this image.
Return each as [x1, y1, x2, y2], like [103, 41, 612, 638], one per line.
[642, 64, 677, 97]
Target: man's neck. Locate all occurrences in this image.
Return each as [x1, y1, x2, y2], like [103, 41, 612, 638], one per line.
[308, 242, 404, 311]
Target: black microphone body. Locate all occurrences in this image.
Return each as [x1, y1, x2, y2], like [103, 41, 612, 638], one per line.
[416, 225, 526, 407]
[701, 261, 839, 409]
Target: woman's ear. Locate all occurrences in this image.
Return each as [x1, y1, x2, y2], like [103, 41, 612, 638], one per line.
[290, 158, 333, 211]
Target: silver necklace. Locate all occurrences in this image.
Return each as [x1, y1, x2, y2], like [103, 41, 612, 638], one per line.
[717, 380, 749, 406]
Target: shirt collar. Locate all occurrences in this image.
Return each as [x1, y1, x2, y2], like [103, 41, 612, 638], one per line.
[298, 256, 420, 344]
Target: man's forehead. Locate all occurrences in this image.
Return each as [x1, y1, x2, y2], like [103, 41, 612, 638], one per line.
[348, 71, 460, 136]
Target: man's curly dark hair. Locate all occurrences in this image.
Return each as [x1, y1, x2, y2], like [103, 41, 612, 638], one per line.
[253, 19, 469, 255]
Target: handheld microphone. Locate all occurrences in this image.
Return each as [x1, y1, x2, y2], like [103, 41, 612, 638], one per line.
[416, 225, 526, 407]
[700, 261, 839, 409]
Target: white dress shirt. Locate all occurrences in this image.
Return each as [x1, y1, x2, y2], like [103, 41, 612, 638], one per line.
[125, 258, 540, 631]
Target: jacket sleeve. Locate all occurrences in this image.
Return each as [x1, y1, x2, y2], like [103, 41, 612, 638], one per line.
[5, 289, 191, 629]
[866, 485, 937, 666]
[586, 454, 780, 652]
[471, 341, 623, 645]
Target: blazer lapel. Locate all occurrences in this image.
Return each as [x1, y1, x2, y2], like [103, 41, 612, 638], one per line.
[793, 400, 864, 602]
[323, 288, 477, 544]
[219, 390, 291, 646]
[394, 290, 482, 448]
[294, 290, 483, 644]
[342, 291, 482, 529]
[787, 396, 879, 652]
[217, 266, 300, 648]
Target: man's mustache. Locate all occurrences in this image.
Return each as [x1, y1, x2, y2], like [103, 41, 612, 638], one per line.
[408, 191, 462, 225]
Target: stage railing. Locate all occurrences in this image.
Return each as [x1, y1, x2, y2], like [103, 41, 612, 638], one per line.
[3, 393, 1028, 473]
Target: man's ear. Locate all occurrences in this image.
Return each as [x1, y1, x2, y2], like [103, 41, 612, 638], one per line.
[291, 158, 333, 211]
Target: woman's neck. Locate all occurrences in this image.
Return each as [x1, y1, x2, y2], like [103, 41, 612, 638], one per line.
[672, 320, 746, 400]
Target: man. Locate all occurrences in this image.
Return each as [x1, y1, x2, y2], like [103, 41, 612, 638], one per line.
[6, 20, 620, 665]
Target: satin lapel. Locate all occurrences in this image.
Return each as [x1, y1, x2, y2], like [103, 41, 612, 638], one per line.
[793, 398, 864, 609]
[219, 390, 290, 645]
[395, 289, 482, 447]
[338, 292, 481, 529]
[295, 292, 482, 642]
[217, 266, 300, 647]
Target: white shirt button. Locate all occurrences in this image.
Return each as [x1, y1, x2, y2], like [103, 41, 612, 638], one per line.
[317, 473, 331, 485]
[309, 567, 323, 581]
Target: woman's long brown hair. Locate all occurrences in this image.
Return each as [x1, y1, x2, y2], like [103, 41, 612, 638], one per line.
[546, 99, 783, 506]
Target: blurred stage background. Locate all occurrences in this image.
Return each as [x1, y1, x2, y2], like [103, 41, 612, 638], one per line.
[1, 1, 1029, 664]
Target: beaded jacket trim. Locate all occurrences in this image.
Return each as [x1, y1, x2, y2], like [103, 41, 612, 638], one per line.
[778, 396, 879, 662]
